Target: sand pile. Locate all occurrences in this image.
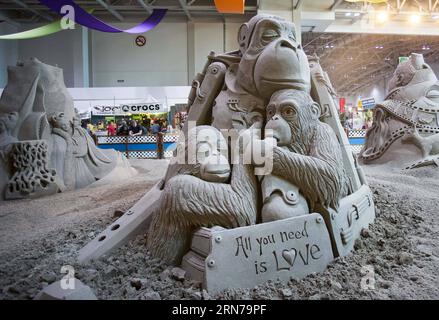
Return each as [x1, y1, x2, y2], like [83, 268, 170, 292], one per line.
[0, 161, 438, 300]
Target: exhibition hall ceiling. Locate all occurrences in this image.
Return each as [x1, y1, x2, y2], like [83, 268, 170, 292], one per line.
[302, 32, 439, 95]
[2, 0, 439, 95]
[0, 0, 259, 22]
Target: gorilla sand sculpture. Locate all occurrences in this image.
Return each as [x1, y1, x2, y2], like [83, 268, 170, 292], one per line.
[80, 14, 375, 293]
[0, 58, 135, 200]
[360, 53, 439, 169]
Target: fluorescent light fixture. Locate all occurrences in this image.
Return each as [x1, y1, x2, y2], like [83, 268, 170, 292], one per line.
[345, 12, 352, 17]
[377, 11, 388, 23]
[354, 12, 361, 17]
[410, 14, 421, 24]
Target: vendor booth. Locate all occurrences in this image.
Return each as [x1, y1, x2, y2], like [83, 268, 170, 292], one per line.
[69, 86, 190, 159]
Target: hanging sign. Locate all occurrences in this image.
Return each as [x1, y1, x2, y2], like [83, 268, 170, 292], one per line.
[92, 102, 164, 116]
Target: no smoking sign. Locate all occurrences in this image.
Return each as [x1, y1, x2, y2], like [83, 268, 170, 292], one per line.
[135, 35, 147, 47]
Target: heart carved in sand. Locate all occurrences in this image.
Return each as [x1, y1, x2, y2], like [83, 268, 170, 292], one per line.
[282, 248, 297, 266]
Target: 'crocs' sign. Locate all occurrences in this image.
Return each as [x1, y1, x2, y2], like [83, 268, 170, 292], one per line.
[92, 103, 163, 116]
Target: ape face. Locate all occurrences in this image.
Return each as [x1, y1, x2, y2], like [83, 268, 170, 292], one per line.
[265, 89, 320, 151]
[237, 15, 310, 100]
[188, 126, 231, 183]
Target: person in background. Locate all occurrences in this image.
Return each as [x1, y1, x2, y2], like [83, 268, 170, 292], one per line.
[97, 121, 105, 131]
[151, 120, 161, 135]
[140, 124, 148, 135]
[81, 120, 88, 130]
[142, 116, 151, 133]
[160, 120, 168, 133]
[129, 120, 142, 136]
[87, 122, 95, 136]
[107, 121, 116, 136]
[86, 122, 98, 144]
[117, 120, 129, 136]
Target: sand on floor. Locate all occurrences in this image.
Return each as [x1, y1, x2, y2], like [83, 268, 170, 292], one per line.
[0, 159, 438, 300]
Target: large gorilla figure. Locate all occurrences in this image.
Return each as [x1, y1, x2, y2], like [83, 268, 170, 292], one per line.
[148, 14, 314, 264]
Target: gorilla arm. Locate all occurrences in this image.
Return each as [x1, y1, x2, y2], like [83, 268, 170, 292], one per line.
[271, 124, 346, 211]
[147, 163, 259, 264]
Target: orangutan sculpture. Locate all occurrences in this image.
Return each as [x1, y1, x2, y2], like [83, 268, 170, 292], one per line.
[0, 58, 135, 200]
[250, 89, 351, 222]
[360, 53, 439, 169]
[147, 125, 259, 264]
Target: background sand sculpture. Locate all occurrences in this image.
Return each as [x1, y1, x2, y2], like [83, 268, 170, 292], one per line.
[0, 58, 136, 200]
[360, 53, 439, 169]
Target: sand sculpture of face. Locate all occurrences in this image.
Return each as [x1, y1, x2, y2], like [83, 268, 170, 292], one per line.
[49, 112, 71, 132]
[0, 112, 18, 137]
[388, 53, 437, 93]
[0, 112, 18, 149]
[188, 126, 231, 183]
[265, 90, 320, 150]
[236, 14, 311, 100]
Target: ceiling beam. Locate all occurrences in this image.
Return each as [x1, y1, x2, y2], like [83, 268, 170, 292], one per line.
[96, 0, 124, 21]
[0, 11, 20, 28]
[178, 0, 193, 21]
[330, 0, 344, 11]
[11, 0, 53, 21]
[136, 0, 153, 15]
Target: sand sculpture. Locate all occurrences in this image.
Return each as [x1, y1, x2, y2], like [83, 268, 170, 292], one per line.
[360, 53, 439, 169]
[80, 14, 375, 293]
[0, 58, 134, 200]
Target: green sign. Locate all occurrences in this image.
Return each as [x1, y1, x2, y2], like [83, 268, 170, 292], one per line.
[399, 56, 409, 64]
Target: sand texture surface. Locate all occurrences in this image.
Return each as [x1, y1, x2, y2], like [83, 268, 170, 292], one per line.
[0, 160, 438, 300]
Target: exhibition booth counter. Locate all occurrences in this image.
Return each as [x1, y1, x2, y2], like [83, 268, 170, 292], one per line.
[97, 133, 179, 159]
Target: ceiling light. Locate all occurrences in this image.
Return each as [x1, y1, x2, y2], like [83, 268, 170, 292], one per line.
[410, 14, 421, 24]
[377, 11, 388, 23]
[345, 12, 352, 17]
[354, 12, 361, 17]
[432, 15, 439, 19]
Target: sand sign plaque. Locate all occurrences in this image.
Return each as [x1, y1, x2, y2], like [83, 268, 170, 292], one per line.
[203, 213, 333, 293]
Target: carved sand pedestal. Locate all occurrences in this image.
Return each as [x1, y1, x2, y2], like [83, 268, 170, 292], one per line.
[182, 185, 374, 293]
[5, 140, 58, 200]
[183, 214, 334, 293]
[80, 14, 375, 293]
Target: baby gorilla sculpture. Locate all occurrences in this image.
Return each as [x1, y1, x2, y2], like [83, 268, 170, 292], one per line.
[147, 126, 258, 264]
[259, 89, 350, 217]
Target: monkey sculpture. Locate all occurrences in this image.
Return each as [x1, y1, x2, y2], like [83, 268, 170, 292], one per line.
[147, 126, 258, 264]
[252, 89, 351, 221]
